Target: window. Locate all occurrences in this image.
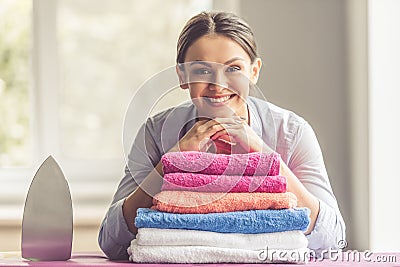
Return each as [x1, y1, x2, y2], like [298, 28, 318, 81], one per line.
[0, 0, 31, 167]
[58, 0, 213, 160]
[368, 0, 400, 251]
[1, 0, 215, 221]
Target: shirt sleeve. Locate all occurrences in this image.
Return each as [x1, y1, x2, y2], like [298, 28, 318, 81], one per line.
[98, 119, 161, 260]
[287, 121, 346, 255]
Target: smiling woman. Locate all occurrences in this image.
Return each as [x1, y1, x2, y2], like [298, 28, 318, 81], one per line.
[99, 11, 346, 261]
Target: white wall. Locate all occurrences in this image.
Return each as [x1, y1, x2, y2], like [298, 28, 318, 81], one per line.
[369, 0, 400, 251]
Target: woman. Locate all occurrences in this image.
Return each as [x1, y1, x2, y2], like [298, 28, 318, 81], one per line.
[98, 11, 346, 260]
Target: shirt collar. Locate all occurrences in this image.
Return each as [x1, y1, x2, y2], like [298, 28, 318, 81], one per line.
[247, 96, 263, 138]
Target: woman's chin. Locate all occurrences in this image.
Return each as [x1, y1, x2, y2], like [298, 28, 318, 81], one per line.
[198, 107, 236, 118]
[196, 103, 244, 118]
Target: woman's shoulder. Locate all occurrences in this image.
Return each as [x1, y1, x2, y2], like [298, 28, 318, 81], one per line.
[249, 96, 307, 127]
[145, 100, 196, 135]
[248, 97, 309, 155]
[147, 101, 194, 123]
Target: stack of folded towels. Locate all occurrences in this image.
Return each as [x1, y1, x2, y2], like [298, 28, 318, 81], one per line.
[127, 151, 311, 264]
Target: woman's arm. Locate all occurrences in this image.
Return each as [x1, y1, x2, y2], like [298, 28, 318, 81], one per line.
[98, 121, 162, 260]
[99, 118, 233, 259]
[121, 118, 252, 233]
[211, 116, 345, 252]
[257, 140, 320, 234]
[280, 162, 320, 234]
[285, 122, 346, 254]
[122, 162, 163, 234]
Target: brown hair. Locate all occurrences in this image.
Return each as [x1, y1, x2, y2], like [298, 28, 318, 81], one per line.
[176, 12, 258, 64]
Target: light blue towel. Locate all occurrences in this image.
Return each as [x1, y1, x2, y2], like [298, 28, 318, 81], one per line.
[135, 208, 310, 234]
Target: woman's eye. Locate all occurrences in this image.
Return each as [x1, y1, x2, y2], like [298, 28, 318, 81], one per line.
[226, 66, 241, 72]
[193, 68, 212, 75]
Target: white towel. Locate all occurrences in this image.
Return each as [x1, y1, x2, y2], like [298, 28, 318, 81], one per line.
[128, 239, 310, 264]
[136, 228, 308, 250]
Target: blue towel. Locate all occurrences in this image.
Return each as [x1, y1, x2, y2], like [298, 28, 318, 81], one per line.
[135, 208, 310, 234]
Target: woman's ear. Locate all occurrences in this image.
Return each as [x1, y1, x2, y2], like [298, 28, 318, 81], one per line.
[176, 65, 189, 89]
[250, 58, 262, 84]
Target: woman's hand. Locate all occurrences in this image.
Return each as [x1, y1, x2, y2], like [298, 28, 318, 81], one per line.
[168, 118, 239, 153]
[169, 117, 272, 154]
[210, 117, 272, 154]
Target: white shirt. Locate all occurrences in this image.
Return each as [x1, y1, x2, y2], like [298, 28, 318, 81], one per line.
[98, 96, 346, 260]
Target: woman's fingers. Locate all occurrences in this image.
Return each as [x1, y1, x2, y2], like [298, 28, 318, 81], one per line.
[198, 137, 213, 152]
[178, 117, 245, 152]
[203, 117, 242, 127]
[194, 117, 247, 147]
[213, 139, 234, 154]
[209, 118, 243, 129]
[210, 123, 244, 140]
[216, 134, 236, 144]
[194, 117, 265, 154]
[196, 118, 236, 136]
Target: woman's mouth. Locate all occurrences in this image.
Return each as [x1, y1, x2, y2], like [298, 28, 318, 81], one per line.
[204, 94, 236, 106]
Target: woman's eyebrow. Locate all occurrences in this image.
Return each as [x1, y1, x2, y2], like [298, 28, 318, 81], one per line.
[224, 57, 246, 64]
[189, 61, 212, 67]
[189, 57, 246, 67]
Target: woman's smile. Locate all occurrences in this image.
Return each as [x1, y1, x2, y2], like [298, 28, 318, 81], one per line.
[204, 94, 237, 106]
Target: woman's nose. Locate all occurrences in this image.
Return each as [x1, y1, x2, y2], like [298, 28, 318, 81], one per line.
[209, 71, 228, 91]
[209, 83, 226, 92]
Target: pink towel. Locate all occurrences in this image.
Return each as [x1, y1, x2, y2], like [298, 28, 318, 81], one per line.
[162, 151, 281, 176]
[152, 191, 297, 213]
[162, 173, 286, 193]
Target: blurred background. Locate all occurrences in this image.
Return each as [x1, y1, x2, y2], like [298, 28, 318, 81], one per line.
[0, 0, 399, 252]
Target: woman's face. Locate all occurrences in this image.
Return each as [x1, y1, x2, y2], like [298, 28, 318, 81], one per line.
[178, 34, 261, 118]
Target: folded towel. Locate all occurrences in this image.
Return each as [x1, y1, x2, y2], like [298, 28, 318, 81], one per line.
[135, 208, 310, 234]
[152, 191, 297, 213]
[128, 240, 310, 264]
[136, 228, 308, 250]
[162, 173, 286, 193]
[162, 151, 281, 176]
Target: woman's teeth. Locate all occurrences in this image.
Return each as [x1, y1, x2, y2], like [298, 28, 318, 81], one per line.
[207, 95, 232, 103]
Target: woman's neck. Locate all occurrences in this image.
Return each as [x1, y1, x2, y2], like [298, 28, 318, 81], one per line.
[196, 104, 250, 125]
